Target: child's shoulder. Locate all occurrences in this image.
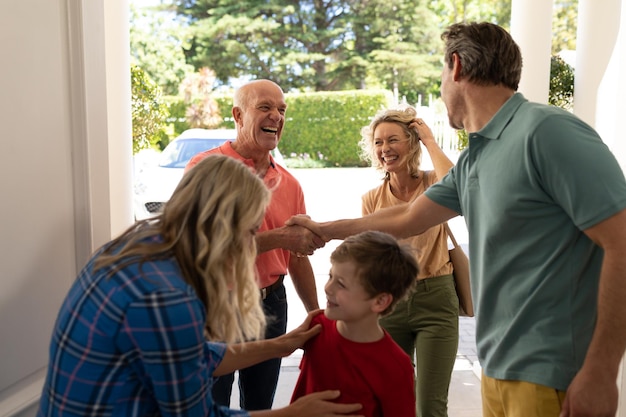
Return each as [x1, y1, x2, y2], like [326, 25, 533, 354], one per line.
[310, 312, 331, 328]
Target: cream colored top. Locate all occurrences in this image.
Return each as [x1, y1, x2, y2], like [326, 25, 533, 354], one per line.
[361, 170, 453, 279]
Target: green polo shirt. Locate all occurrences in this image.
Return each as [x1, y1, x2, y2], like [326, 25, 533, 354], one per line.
[426, 93, 626, 390]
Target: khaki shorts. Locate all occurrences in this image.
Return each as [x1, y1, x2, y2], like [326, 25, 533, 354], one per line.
[481, 372, 566, 417]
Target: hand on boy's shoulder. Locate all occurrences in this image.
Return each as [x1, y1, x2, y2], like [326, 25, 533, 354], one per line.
[309, 311, 326, 328]
[302, 311, 328, 350]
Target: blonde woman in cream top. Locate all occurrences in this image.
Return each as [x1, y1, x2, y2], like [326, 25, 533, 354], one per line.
[362, 170, 451, 279]
[359, 106, 458, 417]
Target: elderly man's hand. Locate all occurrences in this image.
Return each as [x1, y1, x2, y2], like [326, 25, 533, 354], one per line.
[279, 222, 325, 256]
[285, 214, 327, 244]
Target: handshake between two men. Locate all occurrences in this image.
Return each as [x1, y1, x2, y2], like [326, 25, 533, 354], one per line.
[279, 215, 327, 257]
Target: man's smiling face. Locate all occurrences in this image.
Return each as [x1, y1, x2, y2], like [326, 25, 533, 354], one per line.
[236, 81, 287, 152]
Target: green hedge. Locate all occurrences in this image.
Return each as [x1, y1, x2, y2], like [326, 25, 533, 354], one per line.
[215, 95, 236, 129]
[281, 90, 392, 166]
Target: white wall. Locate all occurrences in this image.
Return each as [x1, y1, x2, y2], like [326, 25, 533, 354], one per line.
[0, 1, 79, 414]
[0, 0, 131, 415]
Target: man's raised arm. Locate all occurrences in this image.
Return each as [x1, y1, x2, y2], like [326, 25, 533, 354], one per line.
[287, 194, 458, 241]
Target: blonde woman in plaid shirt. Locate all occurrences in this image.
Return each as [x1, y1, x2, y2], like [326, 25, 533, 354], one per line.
[37, 155, 362, 417]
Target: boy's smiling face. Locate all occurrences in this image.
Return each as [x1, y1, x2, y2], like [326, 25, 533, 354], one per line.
[324, 261, 377, 323]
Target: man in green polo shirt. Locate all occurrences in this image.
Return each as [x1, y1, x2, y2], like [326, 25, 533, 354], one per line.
[288, 22, 626, 417]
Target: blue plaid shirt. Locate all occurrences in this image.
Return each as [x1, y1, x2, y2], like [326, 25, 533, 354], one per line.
[37, 240, 249, 417]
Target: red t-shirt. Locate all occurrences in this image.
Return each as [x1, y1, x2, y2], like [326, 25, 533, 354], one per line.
[292, 314, 416, 417]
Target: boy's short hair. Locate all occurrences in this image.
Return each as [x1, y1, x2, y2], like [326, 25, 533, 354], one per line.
[330, 231, 418, 316]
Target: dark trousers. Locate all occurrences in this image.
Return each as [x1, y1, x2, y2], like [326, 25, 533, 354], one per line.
[212, 284, 288, 410]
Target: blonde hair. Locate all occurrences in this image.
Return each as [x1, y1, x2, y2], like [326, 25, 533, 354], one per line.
[95, 155, 270, 343]
[358, 106, 422, 180]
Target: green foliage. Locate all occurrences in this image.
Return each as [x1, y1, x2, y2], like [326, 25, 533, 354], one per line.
[163, 96, 190, 136]
[146, 96, 191, 150]
[213, 94, 236, 129]
[145, 0, 578, 157]
[131, 65, 169, 154]
[129, 4, 194, 95]
[430, 0, 511, 29]
[359, 1, 443, 104]
[552, 0, 578, 54]
[281, 90, 394, 167]
[171, 0, 443, 101]
[456, 129, 469, 151]
[549, 55, 574, 111]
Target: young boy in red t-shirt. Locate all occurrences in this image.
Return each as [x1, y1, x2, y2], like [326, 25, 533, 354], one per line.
[291, 231, 418, 417]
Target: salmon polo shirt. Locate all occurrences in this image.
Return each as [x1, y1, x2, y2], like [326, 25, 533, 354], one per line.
[186, 141, 307, 288]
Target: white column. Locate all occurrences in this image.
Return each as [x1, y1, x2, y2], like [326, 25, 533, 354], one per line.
[104, 0, 134, 236]
[575, 2, 626, 414]
[604, 5, 626, 416]
[573, 0, 622, 133]
[602, 1, 626, 173]
[510, 0, 554, 104]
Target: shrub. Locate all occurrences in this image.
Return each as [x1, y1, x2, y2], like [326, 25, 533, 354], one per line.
[282, 90, 393, 167]
[131, 65, 168, 154]
[549, 55, 574, 111]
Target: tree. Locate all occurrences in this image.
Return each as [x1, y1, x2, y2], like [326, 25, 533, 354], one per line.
[552, 0, 578, 54]
[429, 0, 512, 29]
[131, 65, 169, 154]
[179, 67, 223, 128]
[351, 0, 442, 104]
[130, 4, 194, 95]
[172, 0, 355, 91]
[157, 0, 578, 111]
[549, 55, 574, 110]
[169, 0, 443, 99]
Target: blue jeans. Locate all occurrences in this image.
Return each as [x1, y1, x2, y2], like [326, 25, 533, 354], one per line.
[212, 283, 288, 410]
